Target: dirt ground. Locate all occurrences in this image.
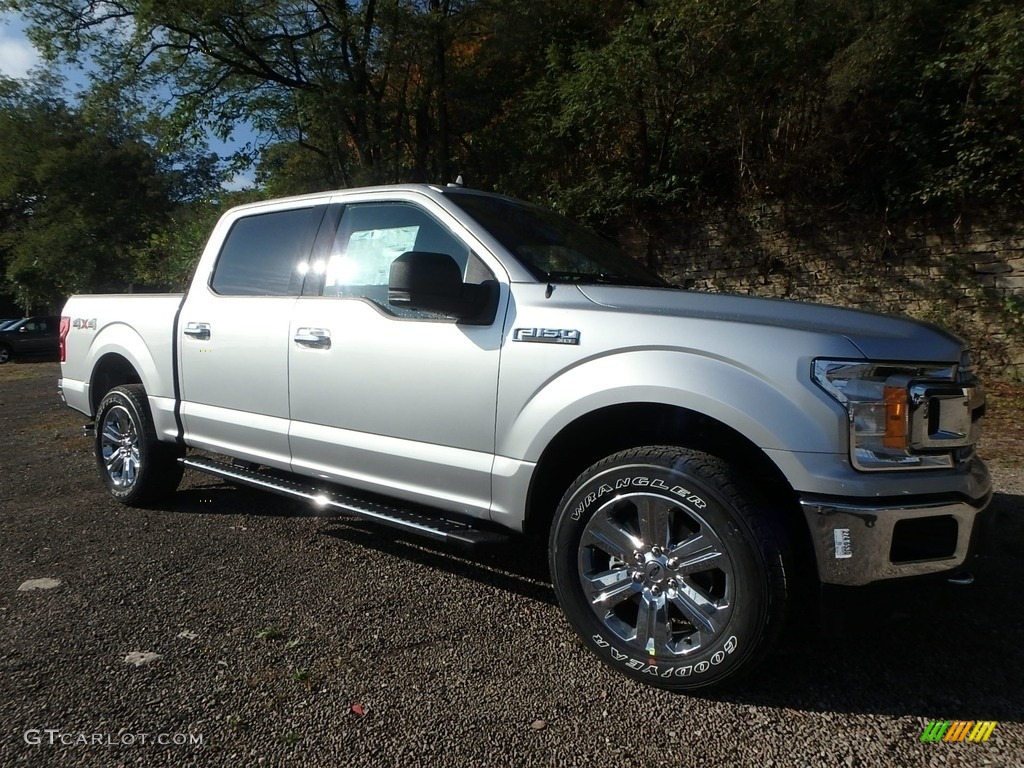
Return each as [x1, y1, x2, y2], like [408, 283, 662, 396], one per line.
[1, 361, 1021, 768]
[979, 379, 1024, 470]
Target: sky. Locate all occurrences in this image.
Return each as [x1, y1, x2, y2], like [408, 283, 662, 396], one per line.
[0, 11, 256, 190]
[0, 13, 39, 78]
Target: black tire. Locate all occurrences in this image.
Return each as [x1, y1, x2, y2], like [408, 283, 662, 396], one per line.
[0, 344, 11, 364]
[549, 446, 791, 691]
[95, 384, 184, 506]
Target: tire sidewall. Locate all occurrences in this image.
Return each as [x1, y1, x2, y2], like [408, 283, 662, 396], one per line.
[550, 456, 773, 690]
[95, 388, 150, 504]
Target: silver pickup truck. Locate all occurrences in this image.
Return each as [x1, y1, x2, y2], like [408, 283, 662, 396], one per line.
[59, 184, 991, 690]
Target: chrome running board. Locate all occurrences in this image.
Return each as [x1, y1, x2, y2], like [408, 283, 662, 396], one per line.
[181, 455, 508, 548]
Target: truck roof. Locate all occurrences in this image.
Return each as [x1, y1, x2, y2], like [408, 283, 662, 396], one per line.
[220, 182, 504, 217]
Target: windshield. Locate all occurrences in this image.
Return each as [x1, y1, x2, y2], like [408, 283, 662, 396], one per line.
[445, 192, 668, 288]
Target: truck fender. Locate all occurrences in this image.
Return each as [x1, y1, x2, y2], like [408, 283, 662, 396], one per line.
[83, 322, 177, 442]
[498, 349, 844, 465]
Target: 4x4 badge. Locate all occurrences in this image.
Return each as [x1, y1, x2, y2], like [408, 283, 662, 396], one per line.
[512, 328, 581, 345]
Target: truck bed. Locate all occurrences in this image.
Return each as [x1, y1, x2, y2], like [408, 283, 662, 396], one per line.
[59, 294, 184, 433]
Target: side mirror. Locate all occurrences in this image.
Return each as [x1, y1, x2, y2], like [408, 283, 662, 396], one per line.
[389, 251, 496, 323]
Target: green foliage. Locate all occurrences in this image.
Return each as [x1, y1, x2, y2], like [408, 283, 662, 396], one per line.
[820, 0, 1024, 213]
[0, 76, 221, 309]
[521, 1, 752, 218]
[904, 0, 1024, 210]
[506, 0, 1023, 221]
[0, 0, 1020, 245]
[0, 0, 605, 194]
[1005, 294, 1024, 325]
[253, 142, 339, 199]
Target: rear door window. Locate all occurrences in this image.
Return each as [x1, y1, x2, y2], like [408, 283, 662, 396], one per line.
[211, 206, 327, 296]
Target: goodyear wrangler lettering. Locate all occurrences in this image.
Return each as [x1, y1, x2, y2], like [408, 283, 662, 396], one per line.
[615, 477, 690, 496]
[572, 476, 708, 519]
[592, 634, 738, 678]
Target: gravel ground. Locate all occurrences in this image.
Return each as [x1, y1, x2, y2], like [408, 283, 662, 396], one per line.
[1, 362, 1021, 768]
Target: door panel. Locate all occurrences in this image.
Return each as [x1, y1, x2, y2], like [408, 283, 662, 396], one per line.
[288, 300, 501, 513]
[178, 204, 327, 466]
[179, 296, 296, 467]
[287, 201, 504, 517]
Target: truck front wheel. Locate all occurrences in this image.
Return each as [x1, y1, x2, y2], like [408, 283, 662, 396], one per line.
[95, 384, 184, 506]
[549, 446, 791, 691]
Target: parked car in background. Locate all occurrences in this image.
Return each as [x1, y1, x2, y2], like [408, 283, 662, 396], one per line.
[0, 316, 61, 364]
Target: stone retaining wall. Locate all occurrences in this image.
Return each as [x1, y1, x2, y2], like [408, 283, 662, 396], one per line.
[618, 206, 1024, 380]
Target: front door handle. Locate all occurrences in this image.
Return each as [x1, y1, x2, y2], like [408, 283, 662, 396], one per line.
[183, 322, 211, 340]
[294, 328, 331, 349]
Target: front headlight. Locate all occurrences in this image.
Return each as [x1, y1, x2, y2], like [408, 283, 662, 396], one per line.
[812, 359, 958, 471]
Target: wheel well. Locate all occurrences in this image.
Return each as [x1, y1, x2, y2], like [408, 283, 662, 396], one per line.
[524, 403, 800, 538]
[90, 353, 142, 415]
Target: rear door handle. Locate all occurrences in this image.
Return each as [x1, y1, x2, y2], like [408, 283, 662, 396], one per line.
[294, 328, 331, 349]
[183, 322, 211, 340]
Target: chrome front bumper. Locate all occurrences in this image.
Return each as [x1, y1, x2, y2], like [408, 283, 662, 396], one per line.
[800, 493, 992, 586]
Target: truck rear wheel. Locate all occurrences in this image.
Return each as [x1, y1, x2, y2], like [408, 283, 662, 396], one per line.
[95, 384, 184, 506]
[549, 446, 791, 691]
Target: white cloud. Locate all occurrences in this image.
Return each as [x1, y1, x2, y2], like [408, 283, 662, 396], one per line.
[0, 18, 41, 79]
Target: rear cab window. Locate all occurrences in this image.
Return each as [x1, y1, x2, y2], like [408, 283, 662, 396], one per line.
[210, 206, 327, 296]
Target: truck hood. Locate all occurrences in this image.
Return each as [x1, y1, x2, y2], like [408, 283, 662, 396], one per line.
[576, 285, 964, 362]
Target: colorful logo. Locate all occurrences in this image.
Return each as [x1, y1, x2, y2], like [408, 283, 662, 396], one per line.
[921, 721, 997, 743]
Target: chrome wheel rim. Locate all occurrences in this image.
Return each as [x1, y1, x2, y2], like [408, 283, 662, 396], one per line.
[578, 491, 735, 658]
[100, 405, 141, 489]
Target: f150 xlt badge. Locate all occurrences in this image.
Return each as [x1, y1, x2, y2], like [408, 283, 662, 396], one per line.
[512, 328, 581, 345]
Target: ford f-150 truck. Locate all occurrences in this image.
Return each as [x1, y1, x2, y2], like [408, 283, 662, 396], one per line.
[59, 184, 991, 690]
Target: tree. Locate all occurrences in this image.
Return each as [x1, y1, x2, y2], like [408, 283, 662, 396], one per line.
[829, 0, 1024, 213]
[4, 0, 1021, 224]
[0, 76, 219, 309]
[1, 1, 581, 189]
